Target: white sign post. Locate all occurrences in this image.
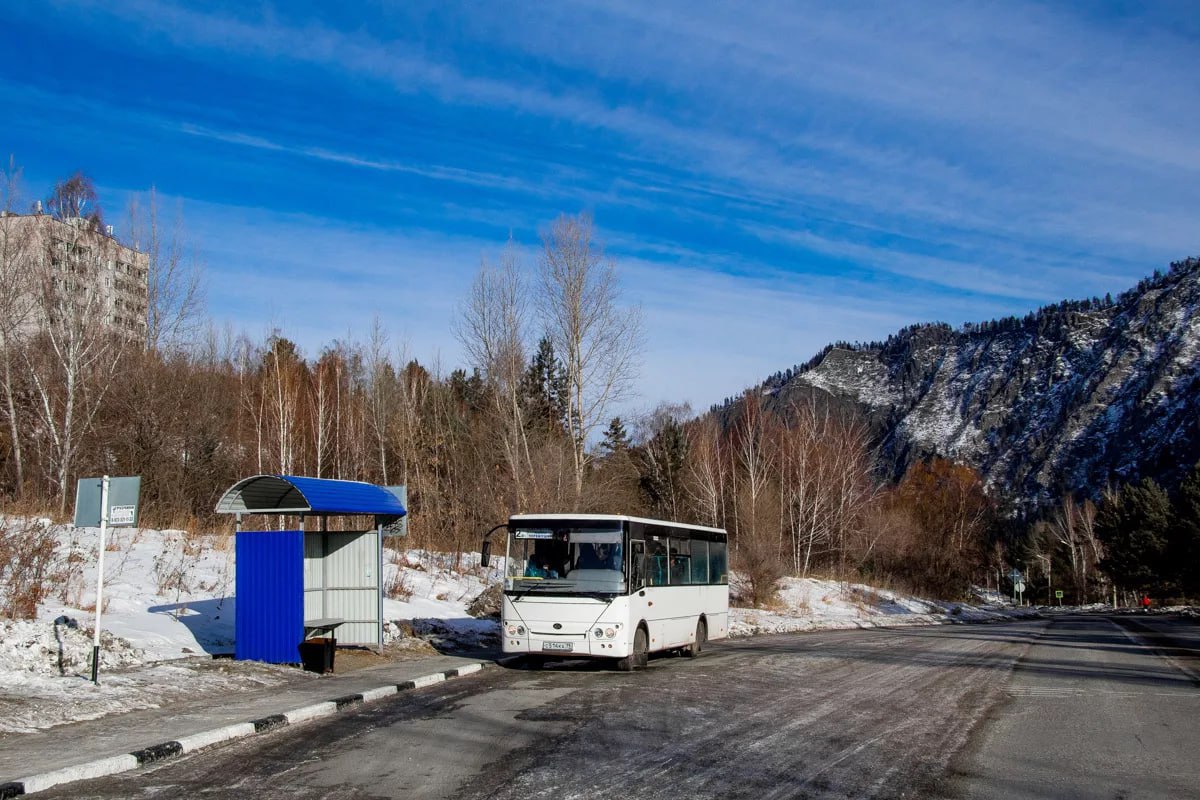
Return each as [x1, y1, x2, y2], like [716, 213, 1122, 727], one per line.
[91, 476, 110, 685]
[74, 474, 141, 685]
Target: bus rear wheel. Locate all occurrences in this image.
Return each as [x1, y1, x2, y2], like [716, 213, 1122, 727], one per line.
[685, 619, 706, 658]
[617, 627, 648, 671]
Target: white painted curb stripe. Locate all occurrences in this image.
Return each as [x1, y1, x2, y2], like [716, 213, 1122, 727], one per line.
[411, 672, 446, 688]
[176, 722, 257, 753]
[361, 685, 398, 702]
[20, 754, 139, 794]
[7, 661, 490, 796]
[283, 701, 338, 724]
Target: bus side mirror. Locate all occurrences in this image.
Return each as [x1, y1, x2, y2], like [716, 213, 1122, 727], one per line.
[480, 541, 491, 569]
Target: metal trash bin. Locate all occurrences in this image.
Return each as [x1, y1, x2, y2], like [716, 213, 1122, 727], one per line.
[298, 637, 336, 674]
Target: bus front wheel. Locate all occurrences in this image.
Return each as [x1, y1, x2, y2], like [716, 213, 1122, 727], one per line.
[617, 627, 648, 671]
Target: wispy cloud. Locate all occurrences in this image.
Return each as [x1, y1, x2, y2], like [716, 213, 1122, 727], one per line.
[3, 1, 1197, 410]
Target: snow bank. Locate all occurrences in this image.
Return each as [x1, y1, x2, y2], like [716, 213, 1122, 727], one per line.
[0, 617, 143, 681]
[729, 576, 1037, 636]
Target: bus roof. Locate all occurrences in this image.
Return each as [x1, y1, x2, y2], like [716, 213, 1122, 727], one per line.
[508, 513, 726, 535]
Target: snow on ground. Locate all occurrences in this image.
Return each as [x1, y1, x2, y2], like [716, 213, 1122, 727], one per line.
[0, 616, 308, 734]
[2, 521, 1036, 734]
[728, 577, 1038, 636]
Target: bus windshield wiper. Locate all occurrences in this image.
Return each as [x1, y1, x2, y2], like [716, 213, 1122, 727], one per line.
[510, 579, 565, 599]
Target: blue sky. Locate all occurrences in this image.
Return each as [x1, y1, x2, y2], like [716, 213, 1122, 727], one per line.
[2, 1, 1198, 413]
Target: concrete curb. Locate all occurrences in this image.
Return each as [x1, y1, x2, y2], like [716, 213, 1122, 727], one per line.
[0, 662, 491, 798]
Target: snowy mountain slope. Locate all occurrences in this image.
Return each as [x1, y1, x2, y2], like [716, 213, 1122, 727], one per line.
[765, 257, 1200, 504]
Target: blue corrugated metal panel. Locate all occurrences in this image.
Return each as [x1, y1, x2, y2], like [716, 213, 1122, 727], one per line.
[281, 475, 407, 516]
[235, 530, 304, 663]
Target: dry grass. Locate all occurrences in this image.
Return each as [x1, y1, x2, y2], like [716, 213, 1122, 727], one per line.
[0, 517, 63, 619]
[384, 554, 413, 600]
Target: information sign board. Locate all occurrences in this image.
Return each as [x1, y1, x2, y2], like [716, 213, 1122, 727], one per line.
[74, 476, 142, 527]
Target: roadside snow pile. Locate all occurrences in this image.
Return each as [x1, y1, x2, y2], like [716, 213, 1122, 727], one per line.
[0, 617, 143, 682]
[728, 576, 1035, 636]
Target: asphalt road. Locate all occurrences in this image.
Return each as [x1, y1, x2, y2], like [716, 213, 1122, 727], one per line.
[944, 613, 1200, 800]
[41, 614, 1200, 800]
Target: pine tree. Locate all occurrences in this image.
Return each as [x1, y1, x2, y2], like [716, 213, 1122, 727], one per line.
[520, 337, 567, 435]
[636, 411, 690, 519]
[1097, 477, 1172, 593]
[600, 416, 631, 455]
[1170, 462, 1200, 598]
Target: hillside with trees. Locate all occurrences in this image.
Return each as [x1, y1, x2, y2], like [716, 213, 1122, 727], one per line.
[736, 258, 1200, 507]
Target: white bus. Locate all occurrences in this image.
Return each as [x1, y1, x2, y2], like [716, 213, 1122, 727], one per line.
[482, 514, 729, 670]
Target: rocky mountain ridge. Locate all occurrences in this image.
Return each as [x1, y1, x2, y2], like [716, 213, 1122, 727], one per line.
[757, 257, 1200, 507]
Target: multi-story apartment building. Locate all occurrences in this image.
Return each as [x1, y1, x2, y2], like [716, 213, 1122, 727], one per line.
[0, 207, 148, 342]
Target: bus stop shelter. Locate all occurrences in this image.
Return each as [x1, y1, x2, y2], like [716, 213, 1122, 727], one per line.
[215, 475, 406, 666]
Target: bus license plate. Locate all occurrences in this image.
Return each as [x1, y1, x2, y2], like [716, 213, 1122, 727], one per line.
[542, 641, 573, 652]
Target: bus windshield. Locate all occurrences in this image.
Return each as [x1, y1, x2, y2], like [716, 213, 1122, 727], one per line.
[505, 526, 625, 595]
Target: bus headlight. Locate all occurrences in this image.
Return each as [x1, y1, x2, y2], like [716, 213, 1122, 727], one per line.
[507, 625, 526, 636]
[594, 627, 604, 638]
[605, 628, 616, 638]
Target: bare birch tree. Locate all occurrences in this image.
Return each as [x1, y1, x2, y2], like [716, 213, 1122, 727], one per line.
[259, 334, 307, 475]
[0, 158, 34, 493]
[455, 242, 533, 506]
[731, 393, 782, 604]
[1048, 494, 1103, 602]
[128, 187, 204, 352]
[538, 213, 642, 503]
[365, 318, 398, 485]
[684, 416, 727, 528]
[23, 180, 127, 511]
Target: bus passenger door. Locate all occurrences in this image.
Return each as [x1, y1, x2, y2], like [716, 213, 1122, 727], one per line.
[628, 540, 646, 592]
[627, 540, 654, 648]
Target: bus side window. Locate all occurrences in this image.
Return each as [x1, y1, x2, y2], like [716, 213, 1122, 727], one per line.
[691, 540, 709, 583]
[709, 540, 728, 584]
[648, 541, 668, 586]
[669, 538, 691, 585]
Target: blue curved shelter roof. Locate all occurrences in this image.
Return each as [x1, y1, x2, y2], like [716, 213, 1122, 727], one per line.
[214, 475, 406, 517]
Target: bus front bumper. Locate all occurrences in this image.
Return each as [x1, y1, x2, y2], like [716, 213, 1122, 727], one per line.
[502, 633, 628, 658]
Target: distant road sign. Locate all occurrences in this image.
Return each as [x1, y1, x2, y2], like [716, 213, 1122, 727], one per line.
[1055, 590, 1064, 599]
[1009, 569, 1023, 582]
[1014, 581, 1026, 593]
